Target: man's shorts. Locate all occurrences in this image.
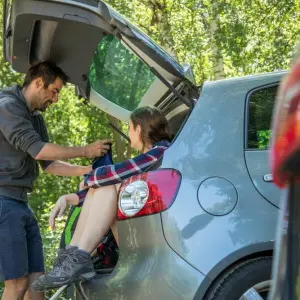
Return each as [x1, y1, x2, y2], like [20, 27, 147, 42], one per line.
[0, 196, 44, 281]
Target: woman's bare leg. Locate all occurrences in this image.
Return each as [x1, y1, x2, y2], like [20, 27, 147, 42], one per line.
[76, 185, 119, 253]
[110, 183, 121, 246]
[111, 222, 119, 246]
[70, 189, 96, 247]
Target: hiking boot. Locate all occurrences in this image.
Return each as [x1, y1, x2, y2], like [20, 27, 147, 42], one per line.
[32, 248, 95, 291]
[31, 245, 78, 292]
[53, 245, 78, 268]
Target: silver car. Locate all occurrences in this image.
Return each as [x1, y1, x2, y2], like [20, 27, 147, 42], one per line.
[3, 0, 284, 299]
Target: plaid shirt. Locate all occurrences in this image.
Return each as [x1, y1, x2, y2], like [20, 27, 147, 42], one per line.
[76, 140, 170, 206]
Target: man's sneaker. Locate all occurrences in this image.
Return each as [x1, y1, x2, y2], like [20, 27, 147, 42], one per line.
[32, 248, 95, 291]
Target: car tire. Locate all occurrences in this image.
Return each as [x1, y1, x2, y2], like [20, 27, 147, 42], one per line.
[204, 256, 272, 300]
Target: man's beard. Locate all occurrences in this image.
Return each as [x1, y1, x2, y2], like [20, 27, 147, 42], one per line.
[41, 100, 52, 112]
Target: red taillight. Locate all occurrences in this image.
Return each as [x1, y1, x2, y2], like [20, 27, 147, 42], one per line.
[117, 169, 181, 220]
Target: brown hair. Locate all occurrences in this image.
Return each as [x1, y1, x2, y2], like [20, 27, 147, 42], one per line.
[130, 106, 171, 150]
[23, 61, 69, 88]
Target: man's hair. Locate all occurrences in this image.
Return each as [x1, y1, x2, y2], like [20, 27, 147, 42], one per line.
[23, 61, 69, 88]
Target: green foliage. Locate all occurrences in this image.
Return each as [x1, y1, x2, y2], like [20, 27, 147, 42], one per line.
[89, 34, 156, 111]
[257, 130, 272, 149]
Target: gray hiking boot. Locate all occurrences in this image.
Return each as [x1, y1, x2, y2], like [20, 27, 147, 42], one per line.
[32, 248, 95, 291]
[53, 245, 78, 268]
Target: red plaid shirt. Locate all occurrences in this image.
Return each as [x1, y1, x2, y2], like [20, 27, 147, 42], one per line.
[76, 140, 170, 206]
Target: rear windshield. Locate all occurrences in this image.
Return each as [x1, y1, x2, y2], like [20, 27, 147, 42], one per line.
[89, 35, 156, 111]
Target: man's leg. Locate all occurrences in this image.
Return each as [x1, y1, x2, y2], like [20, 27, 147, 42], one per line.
[24, 273, 44, 300]
[25, 207, 45, 300]
[0, 198, 31, 300]
[2, 277, 28, 300]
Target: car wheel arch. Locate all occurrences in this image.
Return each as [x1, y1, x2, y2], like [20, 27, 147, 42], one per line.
[193, 241, 274, 299]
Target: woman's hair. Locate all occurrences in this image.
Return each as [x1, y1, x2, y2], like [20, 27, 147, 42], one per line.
[130, 106, 171, 149]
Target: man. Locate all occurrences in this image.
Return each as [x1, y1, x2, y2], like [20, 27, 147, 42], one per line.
[0, 61, 110, 300]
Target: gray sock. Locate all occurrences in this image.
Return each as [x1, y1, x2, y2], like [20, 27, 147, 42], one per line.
[66, 245, 78, 250]
[77, 248, 91, 257]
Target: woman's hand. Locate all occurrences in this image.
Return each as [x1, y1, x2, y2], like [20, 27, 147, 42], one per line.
[49, 195, 68, 230]
[49, 193, 80, 230]
[79, 179, 88, 191]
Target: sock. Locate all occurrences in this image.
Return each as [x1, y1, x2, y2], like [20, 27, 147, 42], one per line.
[77, 248, 91, 257]
[66, 245, 78, 250]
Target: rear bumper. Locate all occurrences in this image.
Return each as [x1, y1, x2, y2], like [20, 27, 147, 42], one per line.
[81, 214, 205, 300]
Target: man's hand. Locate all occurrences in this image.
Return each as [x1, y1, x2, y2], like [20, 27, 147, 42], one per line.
[49, 195, 68, 230]
[84, 139, 111, 158]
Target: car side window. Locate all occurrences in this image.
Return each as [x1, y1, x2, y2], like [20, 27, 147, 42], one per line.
[247, 85, 278, 149]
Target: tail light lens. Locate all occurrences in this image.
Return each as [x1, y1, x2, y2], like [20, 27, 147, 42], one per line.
[117, 169, 181, 220]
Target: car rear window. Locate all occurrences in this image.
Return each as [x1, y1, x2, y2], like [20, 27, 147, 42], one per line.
[247, 85, 278, 149]
[89, 35, 156, 111]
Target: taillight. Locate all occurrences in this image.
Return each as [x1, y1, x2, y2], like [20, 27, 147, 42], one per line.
[117, 169, 181, 220]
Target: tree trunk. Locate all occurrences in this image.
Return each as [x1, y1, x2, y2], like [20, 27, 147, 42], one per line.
[209, 1, 226, 80]
[107, 115, 131, 161]
[146, 0, 178, 60]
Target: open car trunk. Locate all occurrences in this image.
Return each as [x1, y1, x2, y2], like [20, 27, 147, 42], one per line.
[3, 0, 199, 134]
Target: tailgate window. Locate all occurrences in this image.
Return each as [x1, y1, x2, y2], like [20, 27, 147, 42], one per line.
[89, 35, 156, 111]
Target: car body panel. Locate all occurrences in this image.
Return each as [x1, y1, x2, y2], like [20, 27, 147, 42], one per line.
[245, 150, 283, 208]
[159, 72, 285, 289]
[80, 214, 205, 300]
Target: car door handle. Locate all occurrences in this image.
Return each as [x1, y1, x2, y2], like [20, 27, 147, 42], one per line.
[263, 174, 273, 182]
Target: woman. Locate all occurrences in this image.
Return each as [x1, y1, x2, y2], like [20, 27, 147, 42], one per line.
[32, 106, 171, 290]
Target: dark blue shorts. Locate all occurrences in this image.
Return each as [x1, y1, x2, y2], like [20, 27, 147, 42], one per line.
[0, 196, 44, 281]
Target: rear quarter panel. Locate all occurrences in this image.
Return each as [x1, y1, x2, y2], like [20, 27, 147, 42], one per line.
[160, 72, 286, 297]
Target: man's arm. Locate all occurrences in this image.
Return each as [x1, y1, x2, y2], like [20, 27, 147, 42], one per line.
[0, 99, 110, 160]
[34, 142, 104, 160]
[44, 161, 92, 176]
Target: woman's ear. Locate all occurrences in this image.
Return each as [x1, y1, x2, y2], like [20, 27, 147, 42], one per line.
[136, 124, 142, 135]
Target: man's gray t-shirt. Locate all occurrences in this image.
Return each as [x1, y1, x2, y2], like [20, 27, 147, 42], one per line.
[0, 85, 52, 201]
